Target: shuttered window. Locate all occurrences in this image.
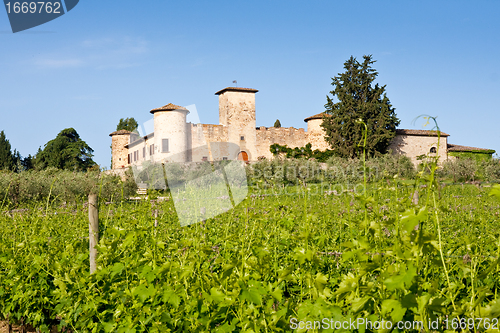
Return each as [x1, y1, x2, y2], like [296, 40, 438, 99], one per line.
[162, 139, 169, 153]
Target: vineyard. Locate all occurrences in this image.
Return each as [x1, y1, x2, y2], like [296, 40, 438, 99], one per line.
[1, 161, 500, 332]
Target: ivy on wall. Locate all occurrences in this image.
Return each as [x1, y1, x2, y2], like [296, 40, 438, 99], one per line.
[269, 143, 335, 162]
[448, 150, 495, 162]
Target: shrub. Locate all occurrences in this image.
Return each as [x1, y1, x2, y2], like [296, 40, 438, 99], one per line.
[440, 158, 478, 182]
[0, 168, 137, 207]
[479, 158, 500, 182]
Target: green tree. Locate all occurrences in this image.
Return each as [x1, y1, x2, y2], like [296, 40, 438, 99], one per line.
[0, 130, 16, 171]
[322, 55, 400, 158]
[274, 119, 281, 128]
[35, 128, 96, 171]
[116, 117, 138, 132]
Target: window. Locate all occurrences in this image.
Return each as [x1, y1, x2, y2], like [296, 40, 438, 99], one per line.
[240, 136, 245, 141]
[222, 157, 228, 160]
[134, 151, 137, 162]
[430, 147, 437, 153]
[202, 156, 208, 162]
[143, 147, 146, 158]
[162, 139, 169, 153]
[128, 154, 131, 164]
[150, 144, 154, 155]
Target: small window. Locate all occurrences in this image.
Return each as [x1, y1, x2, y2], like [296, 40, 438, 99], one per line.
[430, 147, 437, 153]
[240, 136, 245, 141]
[143, 147, 146, 158]
[134, 151, 137, 162]
[128, 154, 131, 164]
[202, 156, 208, 162]
[222, 157, 228, 160]
[162, 139, 169, 153]
[150, 144, 154, 155]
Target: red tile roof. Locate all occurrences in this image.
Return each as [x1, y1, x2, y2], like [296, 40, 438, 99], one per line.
[304, 113, 331, 122]
[215, 87, 259, 95]
[109, 129, 132, 136]
[396, 129, 450, 137]
[150, 103, 189, 114]
[447, 144, 495, 153]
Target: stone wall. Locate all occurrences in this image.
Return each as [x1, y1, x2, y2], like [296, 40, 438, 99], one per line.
[256, 126, 308, 159]
[188, 123, 228, 161]
[154, 110, 189, 163]
[388, 134, 448, 165]
[110, 132, 130, 169]
[218, 89, 258, 160]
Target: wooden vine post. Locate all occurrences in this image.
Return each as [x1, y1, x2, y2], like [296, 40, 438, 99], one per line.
[88, 193, 99, 274]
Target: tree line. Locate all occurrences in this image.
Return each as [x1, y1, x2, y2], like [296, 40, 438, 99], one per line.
[0, 117, 138, 172]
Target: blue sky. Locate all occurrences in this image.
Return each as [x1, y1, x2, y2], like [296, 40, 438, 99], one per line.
[1, 0, 499, 167]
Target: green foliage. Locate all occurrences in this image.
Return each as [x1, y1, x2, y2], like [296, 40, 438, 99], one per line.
[270, 143, 335, 162]
[0, 130, 17, 171]
[35, 128, 96, 171]
[258, 150, 415, 186]
[440, 158, 478, 182]
[480, 158, 500, 182]
[449, 150, 495, 162]
[322, 55, 400, 158]
[116, 117, 138, 132]
[0, 168, 137, 206]
[273, 119, 281, 128]
[1, 179, 500, 331]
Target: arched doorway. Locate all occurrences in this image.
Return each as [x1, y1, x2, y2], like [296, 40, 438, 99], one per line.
[238, 151, 249, 161]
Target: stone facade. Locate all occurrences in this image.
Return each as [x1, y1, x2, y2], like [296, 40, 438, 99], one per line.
[387, 129, 449, 165]
[109, 130, 132, 169]
[110, 86, 493, 169]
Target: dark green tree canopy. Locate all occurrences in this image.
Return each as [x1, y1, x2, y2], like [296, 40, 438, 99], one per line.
[0, 130, 15, 171]
[116, 117, 138, 132]
[274, 119, 281, 128]
[35, 128, 96, 171]
[322, 55, 400, 158]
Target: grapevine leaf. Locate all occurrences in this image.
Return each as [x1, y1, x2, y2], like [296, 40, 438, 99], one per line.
[381, 299, 406, 322]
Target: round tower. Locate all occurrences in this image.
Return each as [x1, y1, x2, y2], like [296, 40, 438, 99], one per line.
[109, 130, 131, 169]
[304, 113, 328, 133]
[304, 113, 331, 151]
[150, 103, 190, 163]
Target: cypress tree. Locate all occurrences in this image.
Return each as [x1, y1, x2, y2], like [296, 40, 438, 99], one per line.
[0, 130, 15, 171]
[322, 55, 400, 158]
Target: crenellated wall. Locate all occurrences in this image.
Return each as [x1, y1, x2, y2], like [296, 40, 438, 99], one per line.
[110, 87, 461, 169]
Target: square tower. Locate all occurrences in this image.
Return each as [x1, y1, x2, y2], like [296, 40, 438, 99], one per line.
[215, 87, 258, 160]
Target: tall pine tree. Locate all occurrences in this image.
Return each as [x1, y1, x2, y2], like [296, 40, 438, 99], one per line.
[322, 55, 400, 158]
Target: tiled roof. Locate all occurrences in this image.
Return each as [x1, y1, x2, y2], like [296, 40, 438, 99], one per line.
[150, 103, 189, 114]
[109, 129, 132, 136]
[396, 129, 450, 137]
[215, 87, 259, 95]
[304, 113, 331, 122]
[447, 144, 495, 153]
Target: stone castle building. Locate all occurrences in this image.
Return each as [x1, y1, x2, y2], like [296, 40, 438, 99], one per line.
[110, 86, 494, 169]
